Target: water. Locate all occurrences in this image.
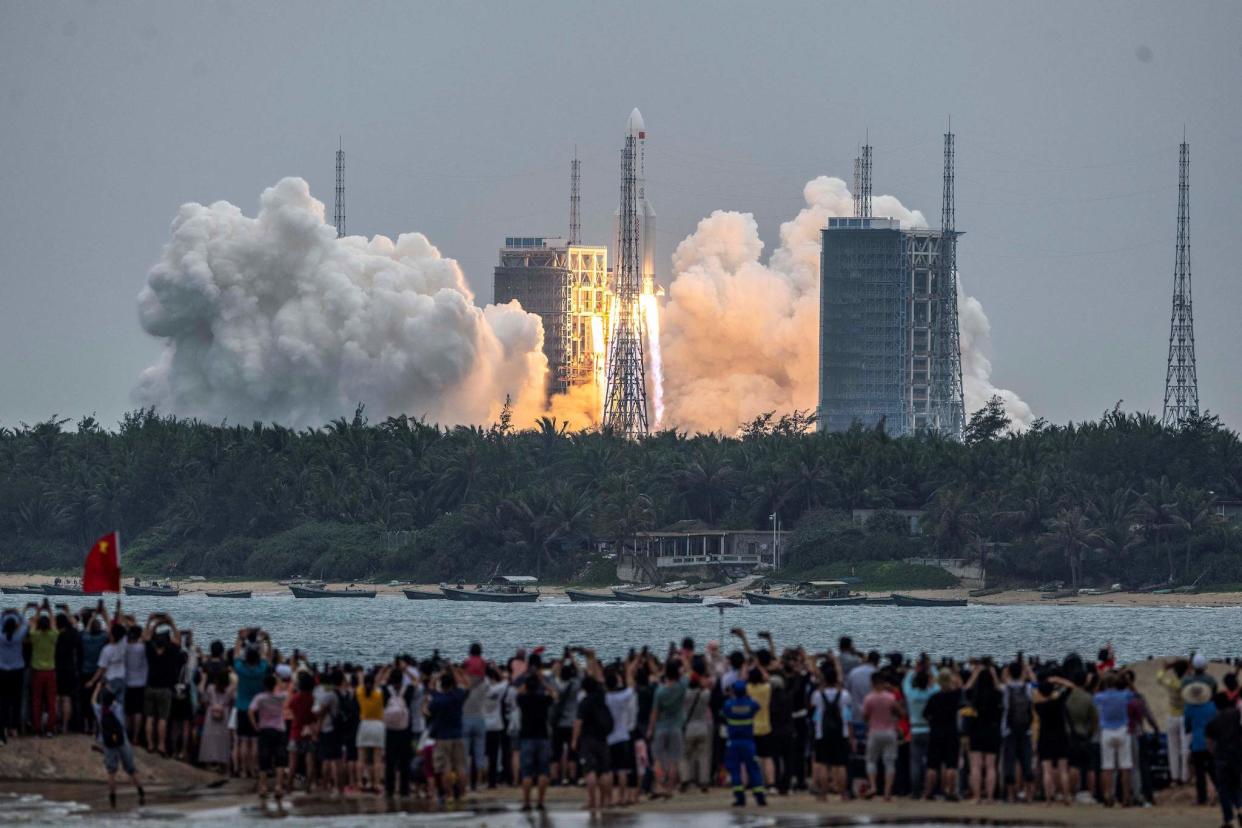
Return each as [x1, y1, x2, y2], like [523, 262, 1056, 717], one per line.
[103, 594, 1241, 664]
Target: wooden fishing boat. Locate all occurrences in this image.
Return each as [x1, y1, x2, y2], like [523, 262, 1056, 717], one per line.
[565, 589, 615, 602]
[968, 587, 1005, 598]
[41, 584, 101, 597]
[124, 584, 181, 597]
[441, 576, 540, 603]
[611, 589, 702, 604]
[890, 593, 967, 608]
[289, 585, 376, 598]
[743, 580, 865, 606]
[1, 585, 46, 595]
[1040, 589, 1078, 600]
[402, 588, 443, 600]
[204, 590, 251, 598]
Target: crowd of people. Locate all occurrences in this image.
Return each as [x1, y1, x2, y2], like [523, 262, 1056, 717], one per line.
[3, 598, 1242, 823]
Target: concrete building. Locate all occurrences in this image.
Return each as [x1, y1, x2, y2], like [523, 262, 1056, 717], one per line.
[493, 236, 610, 396]
[616, 520, 790, 584]
[817, 217, 957, 437]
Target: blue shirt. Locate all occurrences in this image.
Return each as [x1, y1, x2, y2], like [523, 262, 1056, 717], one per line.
[903, 673, 935, 736]
[722, 695, 760, 742]
[0, 613, 28, 670]
[233, 658, 269, 711]
[1093, 689, 1134, 731]
[428, 688, 466, 739]
[1186, 701, 1216, 752]
[81, 631, 108, 673]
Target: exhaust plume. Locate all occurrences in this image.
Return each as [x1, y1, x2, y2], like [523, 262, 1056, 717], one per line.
[661, 175, 1031, 433]
[134, 178, 549, 428]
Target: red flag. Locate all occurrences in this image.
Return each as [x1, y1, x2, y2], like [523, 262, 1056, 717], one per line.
[83, 532, 121, 594]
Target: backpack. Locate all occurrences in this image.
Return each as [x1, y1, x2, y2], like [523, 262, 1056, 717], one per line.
[819, 689, 844, 741]
[1006, 684, 1032, 732]
[335, 689, 361, 733]
[100, 704, 125, 749]
[383, 690, 409, 731]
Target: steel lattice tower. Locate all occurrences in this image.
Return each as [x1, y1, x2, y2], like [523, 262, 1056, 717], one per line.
[602, 126, 649, 439]
[334, 139, 346, 238]
[853, 154, 862, 217]
[1162, 140, 1199, 425]
[933, 129, 966, 440]
[858, 142, 873, 217]
[569, 148, 581, 245]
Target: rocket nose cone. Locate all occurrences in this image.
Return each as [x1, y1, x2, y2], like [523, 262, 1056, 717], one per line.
[627, 108, 645, 136]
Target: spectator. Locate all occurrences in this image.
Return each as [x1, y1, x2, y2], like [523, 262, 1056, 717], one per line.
[427, 664, 468, 804]
[862, 671, 903, 800]
[648, 659, 687, 797]
[965, 661, 1003, 804]
[1093, 672, 1135, 806]
[28, 602, 59, 737]
[52, 606, 82, 734]
[1206, 690, 1242, 827]
[1184, 679, 1218, 805]
[122, 623, 148, 739]
[91, 684, 145, 809]
[1157, 658, 1191, 785]
[143, 613, 184, 754]
[516, 669, 556, 811]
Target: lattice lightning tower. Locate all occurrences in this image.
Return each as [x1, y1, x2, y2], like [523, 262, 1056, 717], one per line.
[1162, 140, 1199, 425]
[858, 141, 873, 218]
[602, 116, 649, 439]
[853, 154, 862, 217]
[569, 147, 581, 245]
[334, 139, 346, 238]
[934, 128, 965, 439]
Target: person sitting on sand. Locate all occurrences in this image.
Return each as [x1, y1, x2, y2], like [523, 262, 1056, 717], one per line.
[91, 683, 145, 809]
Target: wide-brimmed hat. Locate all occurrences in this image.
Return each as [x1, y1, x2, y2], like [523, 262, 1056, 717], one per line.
[1182, 681, 1213, 706]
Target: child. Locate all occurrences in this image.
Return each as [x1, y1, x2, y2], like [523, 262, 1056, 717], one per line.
[92, 684, 145, 809]
[249, 674, 289, 807]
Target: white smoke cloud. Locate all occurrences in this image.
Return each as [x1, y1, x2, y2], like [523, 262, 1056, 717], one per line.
[134, 177, 549, 428]
[661, 175, 1031, 433]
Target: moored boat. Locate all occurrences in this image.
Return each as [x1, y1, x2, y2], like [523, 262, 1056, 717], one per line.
[441, 576, 540, 602]
[402, 589, 443, 600]
[611, 589, 702, 604]
[565, 589, 615, 603]
[743, 580, 864, 606]
[890, 593, 967, 607]
[1040, 589, 1078, 600]
[204, 590, 251, 598]
[41, 583, 101, 597]
[124, 584, 181, 597]
[968, 587, 1005, 598]
[289, 585, 376, 598]
[1, 585, 46, 595]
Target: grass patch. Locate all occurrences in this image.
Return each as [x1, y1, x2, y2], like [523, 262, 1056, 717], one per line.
[782, 561, 959, 591]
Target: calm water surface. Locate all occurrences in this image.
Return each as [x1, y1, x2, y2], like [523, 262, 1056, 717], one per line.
[101, 594, 1242, 663]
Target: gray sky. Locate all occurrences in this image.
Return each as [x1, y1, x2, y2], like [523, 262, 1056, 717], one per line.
[1, 0, 1239, 430]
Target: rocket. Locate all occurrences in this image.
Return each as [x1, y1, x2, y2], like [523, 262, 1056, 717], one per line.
[621, 108, 658, 295]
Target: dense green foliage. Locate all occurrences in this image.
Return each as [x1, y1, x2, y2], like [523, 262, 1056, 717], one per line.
[1, 401, 1239, 588]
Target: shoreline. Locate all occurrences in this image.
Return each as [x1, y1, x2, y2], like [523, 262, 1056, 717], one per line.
[3, 573, 1241, 607]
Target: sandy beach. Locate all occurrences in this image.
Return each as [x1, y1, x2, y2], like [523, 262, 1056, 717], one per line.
[5, 572, 1241, 607]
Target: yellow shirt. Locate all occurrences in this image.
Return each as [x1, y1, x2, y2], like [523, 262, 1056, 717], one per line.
[1157, 669, 1185, 715]
[749, 682, 772, 737]
[357, 686, 384, 720]
[30, 629, 58, 672]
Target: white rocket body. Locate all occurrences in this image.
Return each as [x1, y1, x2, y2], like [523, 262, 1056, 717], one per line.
[617, 108, 657, 293]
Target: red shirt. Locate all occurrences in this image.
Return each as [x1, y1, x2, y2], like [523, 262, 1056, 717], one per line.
[287, 691, 315, 740]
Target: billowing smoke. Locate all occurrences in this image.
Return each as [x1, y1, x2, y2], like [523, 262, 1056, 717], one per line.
[134, 178, 549, 428]
[661, 175, 1031, 433]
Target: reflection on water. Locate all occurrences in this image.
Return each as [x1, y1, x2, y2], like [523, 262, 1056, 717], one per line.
[98, 593, 1242, 664]
[0, 792, 1063, 827]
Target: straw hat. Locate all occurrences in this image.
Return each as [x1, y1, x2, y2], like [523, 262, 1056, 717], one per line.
[1182, 681, 1213, 706]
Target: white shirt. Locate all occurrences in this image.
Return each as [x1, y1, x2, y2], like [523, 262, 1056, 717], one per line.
[483, 680, 509, 731]
[124, 641, 148, 688]
[99, 641, 126, 682]
[845, 664, 875, 720]
[605, 687, 636, 745]
[811, 687, 852, 740]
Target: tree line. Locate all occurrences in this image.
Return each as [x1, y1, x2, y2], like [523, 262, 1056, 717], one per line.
[1, 398, 1239, 588]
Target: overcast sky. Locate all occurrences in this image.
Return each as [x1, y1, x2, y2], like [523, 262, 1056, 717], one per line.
[1, 1, 1239, 430]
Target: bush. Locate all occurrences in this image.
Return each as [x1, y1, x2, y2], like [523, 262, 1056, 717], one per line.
[783, 560, 958, 591]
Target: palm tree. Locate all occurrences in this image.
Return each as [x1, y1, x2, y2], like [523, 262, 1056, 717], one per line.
[1138, 477, 1180, 583]
[1042, 508, 1098, 589]
[1171, 487, 1222, 580]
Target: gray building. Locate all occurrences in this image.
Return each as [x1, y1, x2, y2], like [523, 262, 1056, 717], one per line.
[818, 217, 958, 437]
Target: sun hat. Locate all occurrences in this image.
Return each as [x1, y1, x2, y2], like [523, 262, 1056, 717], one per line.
[275, 663, 293, 680]
[1182, 681, 1213, 706]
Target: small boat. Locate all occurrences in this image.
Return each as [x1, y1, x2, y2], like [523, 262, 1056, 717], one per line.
[41, 584, 101, 597]
[968, 587, 1005, 598]
[743, 580, 865, 606]
[441, 576, 540, 603]
[204, 590, 251, 598]
[402, 588, 443, 600]
[890, 593, 967, 608]
[565, 589, 618, 603]
[1040, 589, 1078, 600]
[290, 585, 376, 598]
[611, 589, 702, 604]
[124, 584, 181, 597]
[703, 596, 748, 609]
[1, 585, 46, 595]
[863, 596, 896, 606]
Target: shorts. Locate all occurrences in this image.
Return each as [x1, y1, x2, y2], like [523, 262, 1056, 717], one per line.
[124, 687, 145, 717]
[170, 693, 193, 722]
[103, 741, 136, 775]
[356, 719, 385, 749]
[926, 733, 960, 770]
[56, 670, 77, 697]
[520, 738, 552, 779]
[608, 739, 635, 772]
[865, 729, 898, 775]
[290, 736, 315, 755]
[343, 732, 359, 762]
[651, 728, 684, 765]
[1069, 733, 1098, 771]
[969, 726, 1001, 755]
[143, 687, 173, 720]
[258, 728, 288, 773]
[433, 738, 468, 778]
[578, 737, 611, 776]
[814, 734, 850, 767]
[236, 710, 257, 738]
[552, 725, 575, 760]
[1100, 727, 1132, 771]
[318, 729, 343, 761]
[754, 732, 775, 758]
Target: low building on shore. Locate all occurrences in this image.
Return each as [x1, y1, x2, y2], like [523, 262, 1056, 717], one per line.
[616, 520, 790, 584]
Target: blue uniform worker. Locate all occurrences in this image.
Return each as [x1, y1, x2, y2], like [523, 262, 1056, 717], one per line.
[722, 680, 767, 807]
